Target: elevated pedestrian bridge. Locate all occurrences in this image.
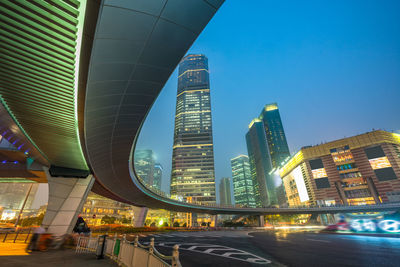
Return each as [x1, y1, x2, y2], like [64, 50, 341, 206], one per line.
[1, 0, 399, 235]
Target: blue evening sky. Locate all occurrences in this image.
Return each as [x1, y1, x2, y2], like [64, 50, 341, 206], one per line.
[136, 0, 400, 197]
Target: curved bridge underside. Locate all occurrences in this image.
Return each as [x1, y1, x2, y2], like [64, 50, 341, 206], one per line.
[84, 0, 227, 213]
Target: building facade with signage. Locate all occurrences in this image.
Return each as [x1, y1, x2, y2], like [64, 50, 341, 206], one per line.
[280, 131, 400, 207]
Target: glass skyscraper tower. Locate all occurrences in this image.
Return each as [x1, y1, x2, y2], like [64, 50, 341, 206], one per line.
[246, 103, 290, 207]
[134, 150, 155, 188]
[153, 163, 163, 191]
[260, 103, 291, 167]
[230, 155, 256, 208]
[219, 177, 232, 206]
[170, 54, 216, 204]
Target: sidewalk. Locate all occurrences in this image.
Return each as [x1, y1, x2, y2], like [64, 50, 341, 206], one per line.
[0, 247, 118, 267]
[0, 243, 29, 256]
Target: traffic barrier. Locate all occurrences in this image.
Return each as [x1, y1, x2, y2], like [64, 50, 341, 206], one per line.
[75, 234, 98, 254]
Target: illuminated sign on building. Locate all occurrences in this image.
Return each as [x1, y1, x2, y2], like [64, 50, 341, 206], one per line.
[369, 157, 392, 170]
[350, 219, 400, 233]
[312, 168, 327, 179]
[292, 166, 309, 202]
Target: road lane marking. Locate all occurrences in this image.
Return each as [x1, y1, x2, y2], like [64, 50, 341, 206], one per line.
[307, 238, 331, 243]
[153, 242, 271, 264]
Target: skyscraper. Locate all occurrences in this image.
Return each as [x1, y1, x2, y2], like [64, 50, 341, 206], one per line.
[230, 155, 256, 208]
[246, 103, 290, 207]
[219, 177, 232, 206]
[134, 150, 154, 187]
[153, 163, 163, 191]
[260, 103, 290, 167]
[170, 54, 216, 204]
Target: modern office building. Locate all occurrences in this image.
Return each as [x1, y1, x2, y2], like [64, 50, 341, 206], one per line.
[134, 150, 155, 188]
[260, 103, 291, 168]
[219, 177, 232, 206]
[230, 155, 257, 208]
[246, 103, 290, 207]
[170, 54, 216, 204]
[280, 130, 400, 207]
[153, 163, 163, 191]
[246, 119, 271, 207]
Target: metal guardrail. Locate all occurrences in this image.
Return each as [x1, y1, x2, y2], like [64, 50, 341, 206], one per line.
[76, 235, 99, 254]
[76, 234, 181, 267]
[1, 228, 32, 243]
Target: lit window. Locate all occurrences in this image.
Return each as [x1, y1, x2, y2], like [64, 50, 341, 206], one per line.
[369, 157, 392, 169]
[312, 168, 327, 178]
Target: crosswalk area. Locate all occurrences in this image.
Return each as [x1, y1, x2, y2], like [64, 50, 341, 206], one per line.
[134, 231, 249, 239]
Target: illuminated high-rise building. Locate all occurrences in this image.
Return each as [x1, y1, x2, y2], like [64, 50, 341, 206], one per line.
[170, 54, 216, 204]
[134, 150, 154, 187]
[230, 155, 256, 208]
[219, 177, 232, 206]
[260, 103, 291, 167]
[246, 103, 290, 207]
[153, 163, 163, 191]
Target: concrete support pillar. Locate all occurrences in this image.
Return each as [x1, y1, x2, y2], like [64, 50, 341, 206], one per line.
[327, 214, 336, 224]
[132, 206, 148, 227]
[306, 213, 320, 225]
[191, 213, 198, 227]
[42, 170, 94, 236]
[212, 215, 218, 227]
[319, 214, 329, 225]
[258, 215, 265, 227]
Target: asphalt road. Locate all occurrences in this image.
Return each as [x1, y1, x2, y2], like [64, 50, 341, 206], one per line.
[136, 230, 400, 267]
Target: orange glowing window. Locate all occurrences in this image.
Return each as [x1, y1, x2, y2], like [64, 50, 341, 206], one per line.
[312, 168, 327, 178]
[369, 157, 391, 169]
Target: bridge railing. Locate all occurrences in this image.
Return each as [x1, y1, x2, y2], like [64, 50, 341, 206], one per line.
[137, 176, 400, 212]
[76, 234, 181, 267]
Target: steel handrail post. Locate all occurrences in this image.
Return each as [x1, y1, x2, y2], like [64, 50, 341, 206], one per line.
[3, 232, 8, 242]
[172, 244, 181, 267]
[24, 228, 31, 243]
[13, 229, 19, 243]
[147, 237, 155, 267]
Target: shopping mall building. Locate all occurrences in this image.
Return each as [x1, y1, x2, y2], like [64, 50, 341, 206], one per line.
[280, 130, 400, 206]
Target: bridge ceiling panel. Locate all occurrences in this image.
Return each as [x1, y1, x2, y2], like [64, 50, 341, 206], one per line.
[0, 0, 89, 170]
[85, 0, 224, 210]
